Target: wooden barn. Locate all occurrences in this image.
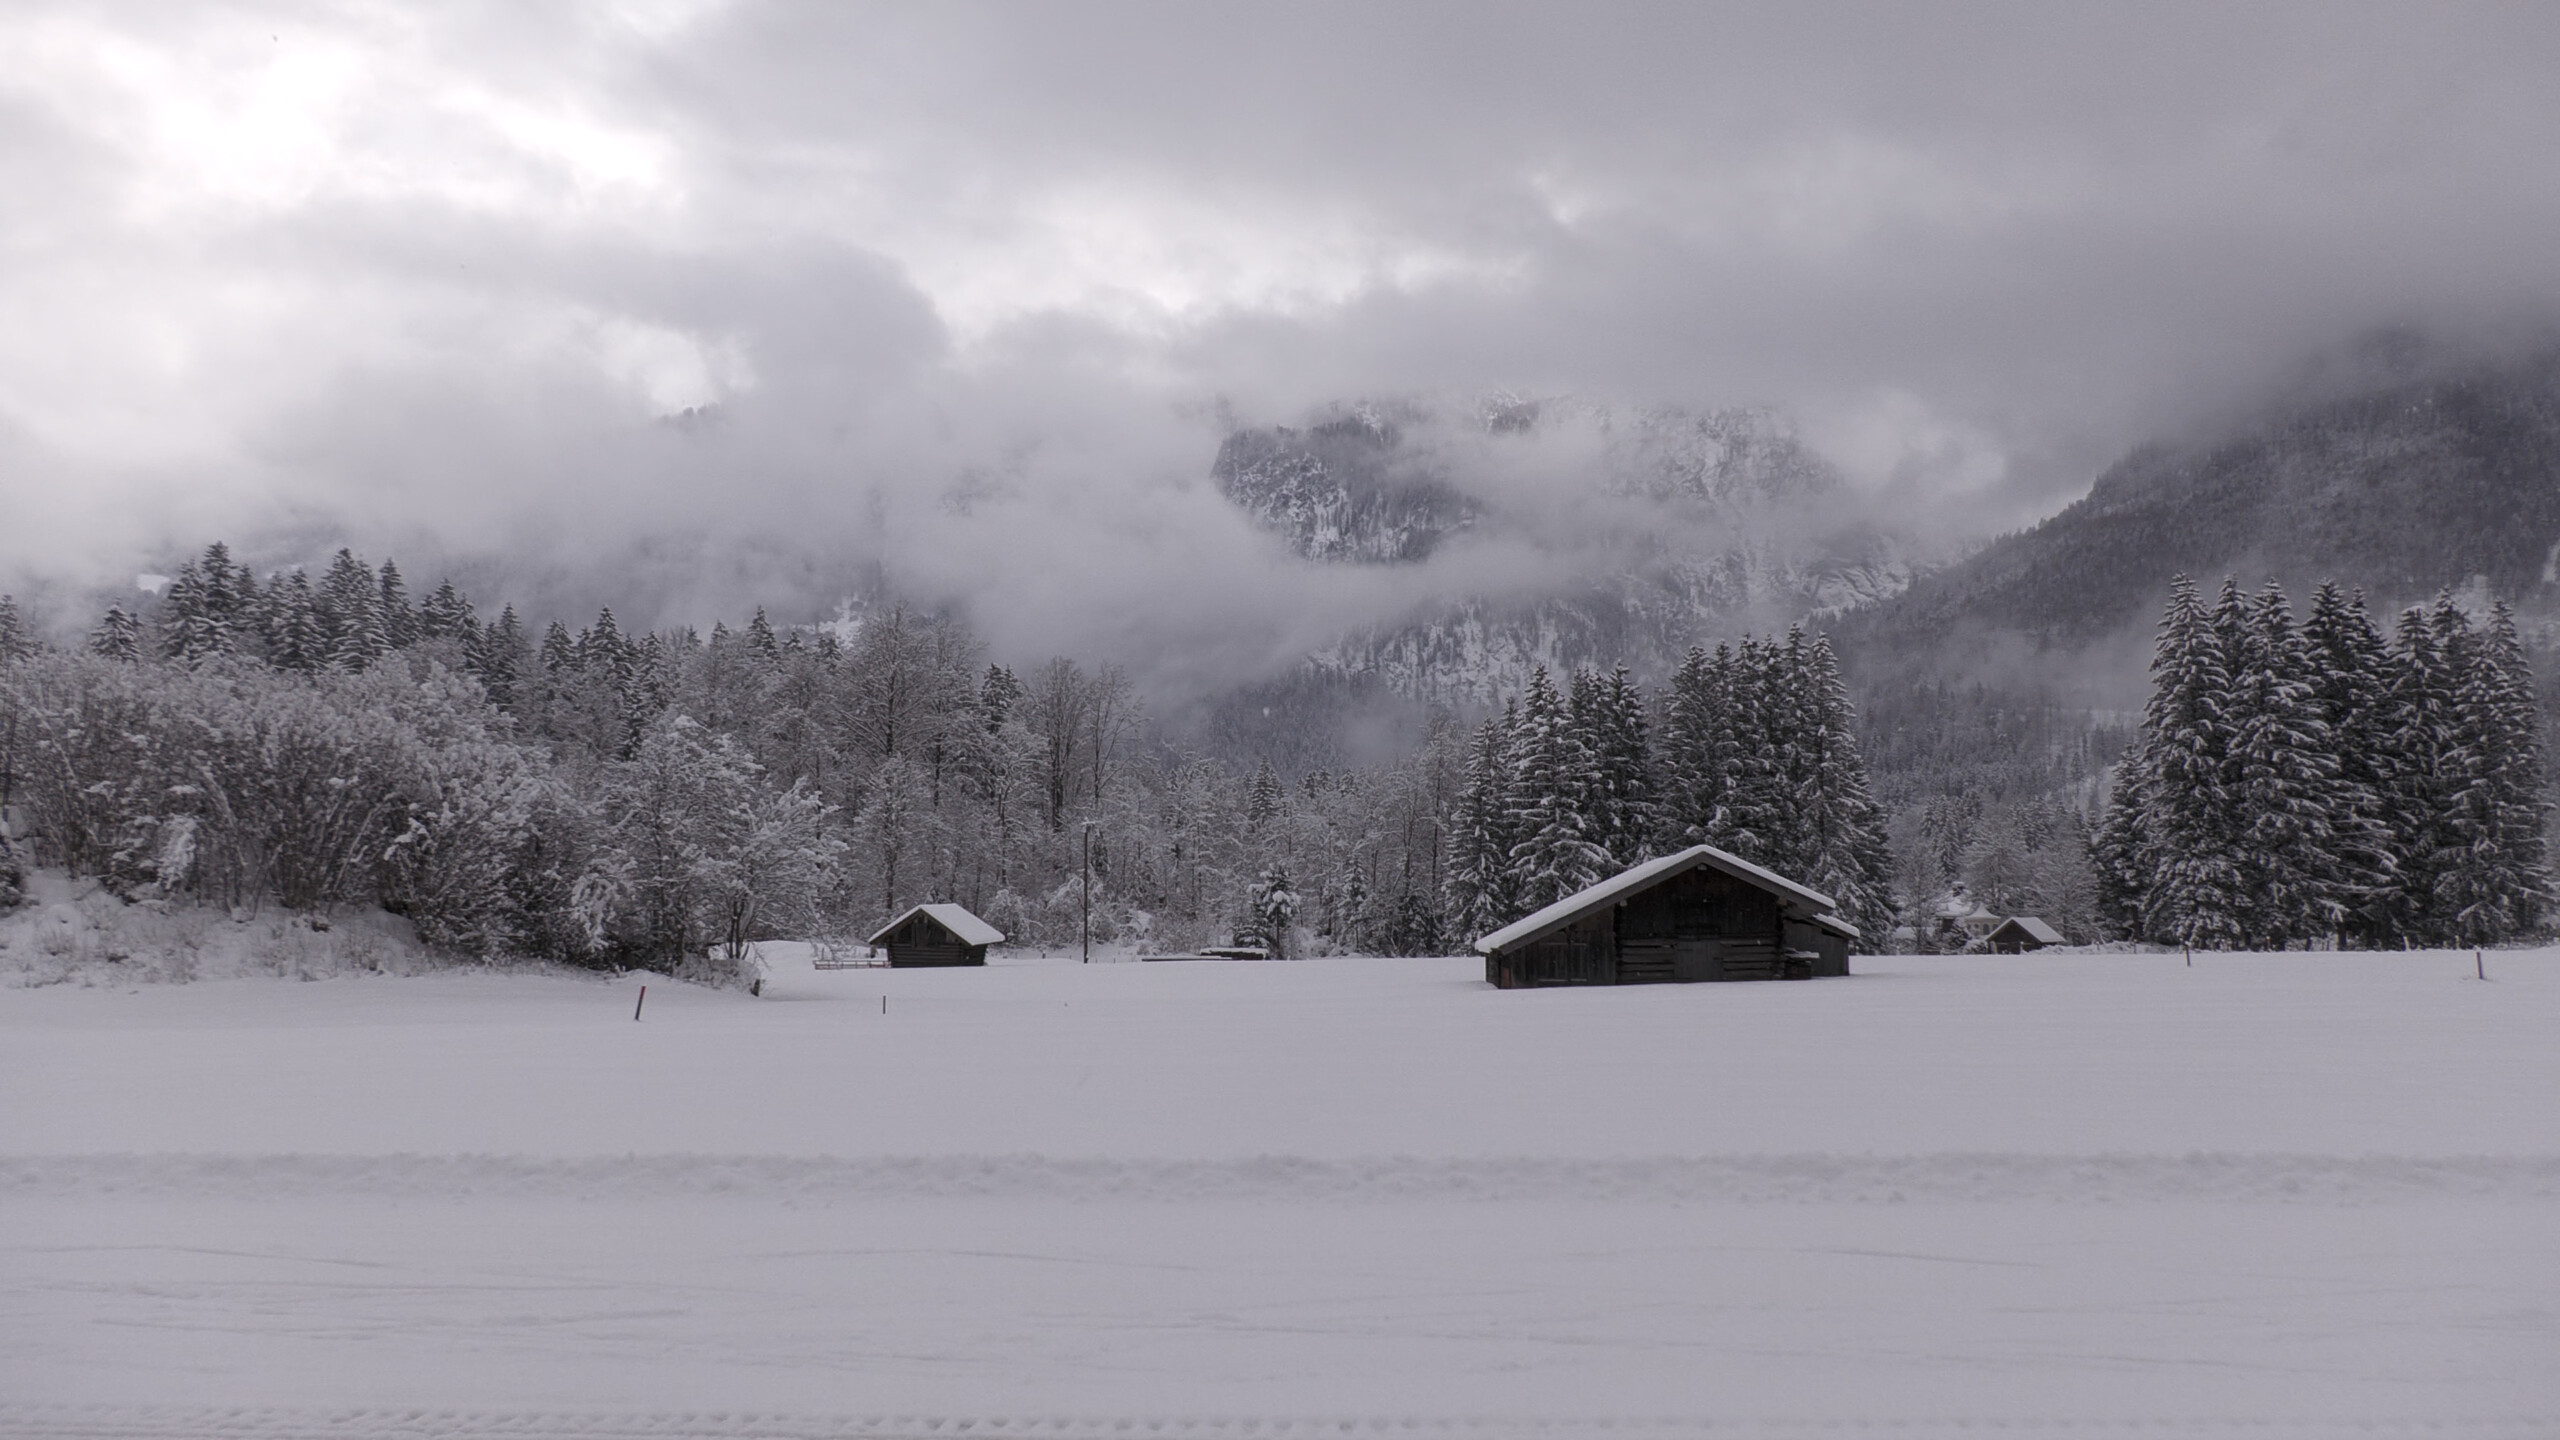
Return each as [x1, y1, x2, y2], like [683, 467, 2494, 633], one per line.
[1475, 844, 1855, 989]
[867, 903, 1005, 968]
[1985, 915, 2065, 953]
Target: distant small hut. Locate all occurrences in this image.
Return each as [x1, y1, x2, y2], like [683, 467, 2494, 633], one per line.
[867, 904, 1005, 968]
[1985, 916, 2065, 954]
[1475, 844, 1854, 989]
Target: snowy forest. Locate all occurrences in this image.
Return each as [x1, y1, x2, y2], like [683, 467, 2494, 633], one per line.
[2095, 576, 2550, 949]
[0, 543, 2549, 974]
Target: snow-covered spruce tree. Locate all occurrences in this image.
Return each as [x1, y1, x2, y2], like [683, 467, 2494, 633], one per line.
[468, 606, 527, 711]
[2300, 583, 2398, 945]
[2226, 581, 2348, 947]
[2430, 598, 2553, 944]
[1443, 706, 1519, 935]
[2090, 747, 2155, 941]
[419, 579, 474, 643]
[2476, 602, 2553, 935]
[377, 560, 416, 651]
[0, 594, 28, 662]
[1790, 630, 1894, 941]
[1248, 863, 1299, 957]
[261, 569, 325, 673]
[318, 549, 386, 672]
[2134, 575, 2249, 948]
[156, 560, 230, 666]
[88, 606, 142, 662]
[2376, 599, 2462, 944]
[1714, 638, 1792, 865]
[1574, 663, 1654, 870]
[1503, 665, 1612, 914]
[1652, 645, 1720, 849]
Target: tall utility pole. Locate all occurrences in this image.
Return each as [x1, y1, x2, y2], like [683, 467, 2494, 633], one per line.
[1081, 821, 1096, 963]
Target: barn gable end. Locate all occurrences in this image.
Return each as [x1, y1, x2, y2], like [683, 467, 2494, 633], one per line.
[867, 903, 1006, 968]
[1475, 845, 1852, 989]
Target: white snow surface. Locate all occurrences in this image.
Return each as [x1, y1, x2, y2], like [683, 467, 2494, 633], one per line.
[4, 947, 2556, 1437]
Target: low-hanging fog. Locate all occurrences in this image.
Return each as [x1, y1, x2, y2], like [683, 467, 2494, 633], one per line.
[6, 1, 2560, 699]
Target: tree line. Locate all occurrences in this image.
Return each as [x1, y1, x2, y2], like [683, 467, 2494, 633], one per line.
[3, 545, 1474, 974]
[3, 548, 1904, 974]
[2095, 576, 2550, 949]
[1446, 630, 1893, 941]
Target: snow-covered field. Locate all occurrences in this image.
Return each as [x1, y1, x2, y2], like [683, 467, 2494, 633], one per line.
[4, 948, 2555, 1438]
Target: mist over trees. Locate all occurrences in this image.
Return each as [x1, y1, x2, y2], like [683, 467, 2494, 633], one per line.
[2, 543, 1922, 974]
[10, 543, 2546, 972]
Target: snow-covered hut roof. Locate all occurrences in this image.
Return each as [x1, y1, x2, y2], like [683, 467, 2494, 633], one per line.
[1989, 915, 2065, 946]
[1812, 911, 1861, 941]
[1473, 844, 1840, 955]
[867, 903, 1006, 949]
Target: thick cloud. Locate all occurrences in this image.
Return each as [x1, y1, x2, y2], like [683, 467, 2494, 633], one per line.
[4, 0, 2558, 685]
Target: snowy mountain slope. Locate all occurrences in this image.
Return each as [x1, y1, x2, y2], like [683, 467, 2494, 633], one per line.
[1838, 344, 2560, 682]
[1207, 398, 1939, 722]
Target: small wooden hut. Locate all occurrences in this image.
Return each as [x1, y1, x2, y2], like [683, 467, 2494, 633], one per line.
[1475, 844, 1854, 989]
[867, 904, 1005, 968]
[1985, 916, 2065, 953]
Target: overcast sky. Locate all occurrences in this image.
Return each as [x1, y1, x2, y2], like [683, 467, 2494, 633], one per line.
[5, 1, 2559, 672]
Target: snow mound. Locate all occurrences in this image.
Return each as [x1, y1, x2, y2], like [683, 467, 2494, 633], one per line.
[0, 868, 456, 986]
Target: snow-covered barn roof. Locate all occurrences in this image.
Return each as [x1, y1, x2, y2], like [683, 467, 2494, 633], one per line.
[867, 903, 1006, 948]
[1990, 915, 2065, 946]
[1473, 844, 1840, 955]
[1812, 911, 1861, 941]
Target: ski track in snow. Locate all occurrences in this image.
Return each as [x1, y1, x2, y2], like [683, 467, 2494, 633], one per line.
[3, 1407, 2556, 1439]
[6, 954, 2554, 1431]
[8, 1151, 2558, 1205]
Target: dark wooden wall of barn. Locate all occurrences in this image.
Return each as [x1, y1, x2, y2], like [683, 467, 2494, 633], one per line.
[881, 914, 988, 968]
[1486, 864, 1846, 988]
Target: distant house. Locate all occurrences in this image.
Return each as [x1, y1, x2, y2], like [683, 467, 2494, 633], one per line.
[1985, 916, 2066, 953]
[1474, 844, 1855, 989]
[866, 903, 1005, 968]
[1927, 889, 2004, 950]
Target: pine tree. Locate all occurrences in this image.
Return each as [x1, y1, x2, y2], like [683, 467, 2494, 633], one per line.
[420, 580, 474, 642]
[89, 605, 142, 662]
[2137, 575, 2248, 948]
[2226, 581, 2346, 947]
[2300, 583, 2397, 944]
[2378, 598, 2462, 944]
[264, 569, 326, 672]
[1445, 708, 1519, 933]
[1504, 665, 1611, 913]
[1712, 638, 1789, 865]
[470, 605, 527, 709]
[1791, 630, 1892, 940]
[746, 607, 780, 662]
[1244, 758, 1283, 828]
[2433, 597, 2552, 943]
[1652, 645, 1720, 849]
[2476, 601, 2553, 935]
[377, 560, 416, 650]
[978, 663, 1023, 729]
[0, 594, 26, 662]
[157, 560, 229, 665]
[2090, 751, 2152, 940]
[318, 549, 385, 671]
[1575, 663, 1654, 869]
